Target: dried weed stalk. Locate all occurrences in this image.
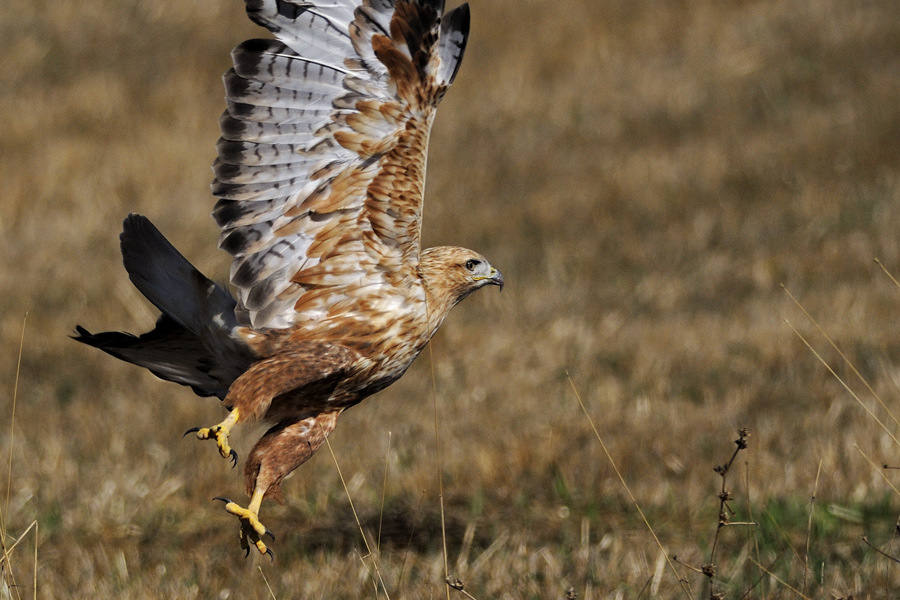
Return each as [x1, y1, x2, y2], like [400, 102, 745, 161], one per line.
[678, 428, 756, 600]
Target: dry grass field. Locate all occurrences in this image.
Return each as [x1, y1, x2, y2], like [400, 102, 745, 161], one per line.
[3, 0, 900, 597]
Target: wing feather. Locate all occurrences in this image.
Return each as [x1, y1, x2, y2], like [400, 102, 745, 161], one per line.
[214, 158, 314, 186]
[225, 99, 334, 124]
[215, 0, 470, 329]
[231, 40, 348, 89]
[244, 0, 357, 66]
[219, 113, 339, 144]
[224, 72, 337, 111]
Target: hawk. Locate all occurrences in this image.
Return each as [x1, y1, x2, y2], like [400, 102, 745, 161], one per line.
[74, 0, 501, 557]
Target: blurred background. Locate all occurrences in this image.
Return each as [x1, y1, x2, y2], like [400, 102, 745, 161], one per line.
[2, 0, 900, 597]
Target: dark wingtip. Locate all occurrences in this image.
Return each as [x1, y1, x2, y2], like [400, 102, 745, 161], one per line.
[71, 325, 92, 342]
[119, 213, 163, 275]
[120, 213, 151, 246]
[442, 2, 470, 85]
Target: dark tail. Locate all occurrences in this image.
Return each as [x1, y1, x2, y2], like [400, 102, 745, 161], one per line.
[120, 214, 233, 334]
[74, 215, 253, 399]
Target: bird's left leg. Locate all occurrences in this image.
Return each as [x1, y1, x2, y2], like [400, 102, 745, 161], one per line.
[184, 353, 300, 467]
[184, 408, 241, 467]
[216, 410, 340, 557]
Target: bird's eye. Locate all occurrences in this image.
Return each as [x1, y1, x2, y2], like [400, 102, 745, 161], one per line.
[465, 259, 479, 271]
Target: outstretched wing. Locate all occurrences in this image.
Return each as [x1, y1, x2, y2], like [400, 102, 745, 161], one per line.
[213, 0, 470, 329]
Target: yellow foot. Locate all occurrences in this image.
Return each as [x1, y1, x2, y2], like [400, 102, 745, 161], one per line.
[184, 410, 240, 467]
[214, 496, 275, 559]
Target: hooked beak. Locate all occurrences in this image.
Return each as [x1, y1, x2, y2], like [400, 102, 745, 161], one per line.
[472, 265, 504, 291]
[488, 266, 504, 291]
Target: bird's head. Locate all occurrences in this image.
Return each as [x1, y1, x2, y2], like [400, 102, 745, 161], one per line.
[418, 246, 503, 316]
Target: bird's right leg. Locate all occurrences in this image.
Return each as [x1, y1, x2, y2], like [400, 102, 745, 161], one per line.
[183, 354, 290, 467]
[216, 411, 340, 557]
[214, 487, 274, 558]
[185, 408, 241, 467]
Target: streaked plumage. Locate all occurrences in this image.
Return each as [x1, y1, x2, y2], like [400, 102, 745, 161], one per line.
[74, 0, 501, 556]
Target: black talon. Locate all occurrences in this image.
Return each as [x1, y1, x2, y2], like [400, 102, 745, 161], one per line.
[213, 496, 231, 504]
[265, 548, 275, 562]
[229, 449, 238, 468]
[183, 426, 200, 437]
[266, 529, 276, 542]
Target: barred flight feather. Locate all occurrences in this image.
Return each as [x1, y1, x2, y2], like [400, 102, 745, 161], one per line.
[213, 158, 321, 186]
[245, 0, 356, 67]
[224, 99, 335, 125]
[213, 196, 292, 228]
[223, 72, 337, 111]
[212, 178, 313, 203]
[231, 40, 349, 89]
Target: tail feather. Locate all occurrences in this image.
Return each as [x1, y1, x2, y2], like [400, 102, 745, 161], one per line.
[75, 215, 255, 399]
[437, 3, 470, 86]
[120, 214, 236, 335]
[73, 319, 230, 398]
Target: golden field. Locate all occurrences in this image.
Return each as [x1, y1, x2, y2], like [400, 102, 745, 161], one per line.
[3, 0, 900, 597]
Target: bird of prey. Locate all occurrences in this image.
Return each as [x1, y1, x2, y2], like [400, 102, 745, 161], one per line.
[74, 0, 502, 557]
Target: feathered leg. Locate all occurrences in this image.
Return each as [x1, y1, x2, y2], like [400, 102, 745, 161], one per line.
[216, 410, 340, 557]
[184, 354, 299, 467]
[185, 347, 349, 468]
